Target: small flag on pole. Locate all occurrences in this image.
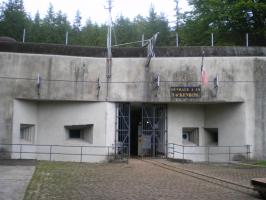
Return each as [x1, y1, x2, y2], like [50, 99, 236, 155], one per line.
[201, 51, 208, 86]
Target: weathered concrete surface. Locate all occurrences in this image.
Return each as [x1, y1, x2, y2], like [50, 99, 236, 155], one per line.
[0, 51, 265, 159]
[0, 163, 35, 200]
[0, 53, 257, 103]
[254, 58, 266, 159]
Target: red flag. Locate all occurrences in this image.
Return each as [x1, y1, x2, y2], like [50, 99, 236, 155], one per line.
[201, 66, 208, 86]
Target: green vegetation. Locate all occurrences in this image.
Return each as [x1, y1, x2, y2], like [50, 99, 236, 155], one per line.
[0, 0, 265, 46]
[179, 0, 266, 46]
[254, 160, 266, 167]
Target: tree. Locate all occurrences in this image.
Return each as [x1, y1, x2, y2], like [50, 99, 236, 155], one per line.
[179, 0, 266, 46]
[27, 11, 42, 42]
[43, 3, 55, 24]
[144, 6, 171, 46]
[114, 15, 138, 46]
[173, 0, 184, 31]
[0, 0, 30, 41]
[78, 19, 106, 46]
[39, 4, 71, 44]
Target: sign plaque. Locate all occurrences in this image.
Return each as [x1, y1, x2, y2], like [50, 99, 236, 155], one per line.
[170, 86, 201, 98]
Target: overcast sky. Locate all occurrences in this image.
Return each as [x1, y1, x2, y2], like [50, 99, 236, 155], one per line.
[13, 0, 190, 26]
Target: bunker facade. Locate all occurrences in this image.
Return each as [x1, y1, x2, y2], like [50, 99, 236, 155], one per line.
[0, 43, 266, 162]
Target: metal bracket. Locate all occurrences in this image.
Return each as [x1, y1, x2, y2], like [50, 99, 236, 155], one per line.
[153, 74, 160, 89]
[97, 77, 101, 97]
[36, 73, 41, 96]
[145, 32, 159, 68]
[213, 74, 219, 97]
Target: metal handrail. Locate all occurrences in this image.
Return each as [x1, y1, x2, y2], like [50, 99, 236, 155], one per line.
[167, 143, 251, 163]
[0, 143, 120, 162]
[168, 143, 251, 148]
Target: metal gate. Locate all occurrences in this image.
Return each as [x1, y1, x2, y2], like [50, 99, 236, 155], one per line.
[115, 103, 130, 159]
[141, 104, 167, 157]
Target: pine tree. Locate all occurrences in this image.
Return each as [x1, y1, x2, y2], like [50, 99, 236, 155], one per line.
[0, 0, 30, 41]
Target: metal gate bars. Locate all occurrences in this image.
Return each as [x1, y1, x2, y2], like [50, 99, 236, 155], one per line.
[141, 104, 167, 157]
[115, 103, 167, 159]
[115, 103, 130, 159]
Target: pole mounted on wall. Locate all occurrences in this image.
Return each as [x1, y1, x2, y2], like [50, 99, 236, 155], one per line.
[141, 34, 145, 47]
[22, 28, 26, 43]
[211, 33, 214, 47]
[105, 0, 113, 100]
[176, 33, 179, 48]
[246, 33, 249, 47]
[106, 0, 113, 78]
[65, 31, 69, 45]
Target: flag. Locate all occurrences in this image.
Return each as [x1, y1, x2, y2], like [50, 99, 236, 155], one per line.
[200, 52, 208, 86]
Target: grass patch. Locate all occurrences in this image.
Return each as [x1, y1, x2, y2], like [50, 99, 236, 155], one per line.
[254, 160, 266, 167]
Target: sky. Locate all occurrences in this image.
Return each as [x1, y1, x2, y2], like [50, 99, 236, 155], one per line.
[17, 0, 190, 26]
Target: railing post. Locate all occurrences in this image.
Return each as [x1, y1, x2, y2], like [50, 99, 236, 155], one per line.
[107, 146, 110, 161]
[49, 145, 52, 161]
[141, 34, 145, 47]
[228, 146, 231, 163]
[65, 31, 69, 45]
[176, 33, 179, 48]
[211, 33, 214, 47]
[182, 145, 185, 162]
[173, 144, 175, 158]
[20, 144, 22, 159]
[246, 33, 249, 47]
[246, 145, 250, 160]
[207, 146, 210, 164]
[22, 28, 26, 43]
[80, 146, 83, 163]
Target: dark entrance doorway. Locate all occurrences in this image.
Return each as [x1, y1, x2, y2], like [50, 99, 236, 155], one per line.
[130, 103, 142, 156]
[116, 103, 167, 158]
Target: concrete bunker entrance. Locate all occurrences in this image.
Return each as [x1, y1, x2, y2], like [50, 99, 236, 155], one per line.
[117, 103, 167, 157]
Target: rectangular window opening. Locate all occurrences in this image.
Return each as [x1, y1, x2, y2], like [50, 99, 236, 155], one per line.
[69, 129, 83, 139]
[20, 124, 35, 143]
[65, 124, 93, 144]
[205, 128, 218, 146]
[182, 127, 199, 146]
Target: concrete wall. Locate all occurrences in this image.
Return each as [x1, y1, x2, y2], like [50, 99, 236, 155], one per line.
[0, 53, 256, 103]
[0, 51, 265, 159]
[254, 58, 266, 159]
[168, 104, 205, 145]
[167, 103, 249, 162]
[12, 100, 38, 159]
[11, 100, 115, 162]
[205, 104, 246, 146]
